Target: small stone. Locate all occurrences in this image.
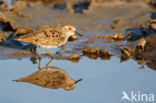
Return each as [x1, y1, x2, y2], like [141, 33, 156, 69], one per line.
[133, 38, 147, 53]
[120, 46, 131, 57]
[100, 49, 111, 56]
[120, 55, 130, 63]
[133, 54, 144, 60]
[0, 32, 10, 42]
[56, 51, 62, 54]
[83, 47, 100, 54]
[110, 25, 116, 29]
[67, 0, 76, 13]
[149, 19, 156, 32]
[111, 33, 126, 40]
[113, 18, 120, 24]
[66, 53, 81, 63]
[56, 53, 81, 63]
[126, 32, 141, 41]
[68, 53, 81, 60]
[30, 56, 37, 64]
[0, 0, 7, 9]
[68, 35, 79, 41]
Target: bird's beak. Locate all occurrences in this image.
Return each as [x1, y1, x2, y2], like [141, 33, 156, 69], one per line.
[75, 31, 82, 37]
[75, 78, 83, 84]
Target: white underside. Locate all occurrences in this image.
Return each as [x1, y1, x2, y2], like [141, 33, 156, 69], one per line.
[38, 45, 58, 48]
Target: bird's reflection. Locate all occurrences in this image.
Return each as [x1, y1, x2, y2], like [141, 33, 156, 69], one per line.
[13, 66, 82, 91]
[38, 55, 54, 69]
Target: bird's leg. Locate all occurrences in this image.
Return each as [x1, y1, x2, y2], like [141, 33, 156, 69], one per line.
[46, 57, 54, 69]
[46, 48, 55, 58]
[46, 48, 55, 69]
[38, 46, 41, 70]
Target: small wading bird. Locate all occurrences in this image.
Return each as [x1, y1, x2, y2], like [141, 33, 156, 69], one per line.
[15, 24, 82, 68]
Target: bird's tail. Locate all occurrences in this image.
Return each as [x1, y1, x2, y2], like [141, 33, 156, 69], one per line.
[12, 77, 28, 82]
[14, 35, 34, 43]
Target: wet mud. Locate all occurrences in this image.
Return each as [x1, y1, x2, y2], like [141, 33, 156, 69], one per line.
[0, 0, 156, 69]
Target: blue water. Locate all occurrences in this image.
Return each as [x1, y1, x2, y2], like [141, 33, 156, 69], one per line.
[0, 54, 156, 103]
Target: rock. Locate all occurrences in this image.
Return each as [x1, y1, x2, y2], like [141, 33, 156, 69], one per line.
[140, 19, 156, 34]
[133, 38, 147, 53]
[113, 18, 120, 24]
[83, 33, 130, 44]
[148, 0, 156, 8]
[106, 33, 130, 41]
[56, 53, 81, 63]
[100, 49, 111, 60]
[0, 0, 7, 9]
[68, 35, 79, 41]
[67, 53, 81, 60]
[0, 12, 14, 31]
[110, 25, 116, 29]
[126, 32, 142, 41]
[83, 47, 111, 60]
[149, 19, 156, 32]
[110, 18, 120, 29]
[55, 51, 62, 54]
[67, 0, 91, 13]
[120, 55, 130, 63]
[83, 47, 100, 54]
[67, 0, 77, 13]
[146, 60, 156, 71]
[100, 55, 111, 60]
[120, 46, 131, 57]
[133, 53, 144, 60]
[0, 32, 10, 42]
[100, 49, 111, 56]
[144, 33, 156, 51]
[30, 56, 37, 64]
[111, 33, 125, 40]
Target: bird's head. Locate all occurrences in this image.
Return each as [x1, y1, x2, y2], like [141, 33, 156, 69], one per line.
[63, 78, 82, 91]
[63, 24, 82, 37]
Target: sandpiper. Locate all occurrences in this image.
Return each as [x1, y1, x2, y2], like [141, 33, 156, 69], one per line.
[13, 66, 82, 91]
[15, 24, 82, 63]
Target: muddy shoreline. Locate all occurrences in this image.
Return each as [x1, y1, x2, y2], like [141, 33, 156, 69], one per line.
[0, 0, 156, 70]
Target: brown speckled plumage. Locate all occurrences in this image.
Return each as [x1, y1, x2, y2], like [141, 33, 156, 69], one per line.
[15, 25, 69, 47]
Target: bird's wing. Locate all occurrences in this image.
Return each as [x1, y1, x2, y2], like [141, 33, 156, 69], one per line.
[36, 27, 66, 46]
[14, 30, 42, 43]
[14, 25, 66, 46]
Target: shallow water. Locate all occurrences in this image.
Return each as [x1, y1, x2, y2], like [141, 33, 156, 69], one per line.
[0, 49, 156, 103]
[1, 0, 156, 103]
